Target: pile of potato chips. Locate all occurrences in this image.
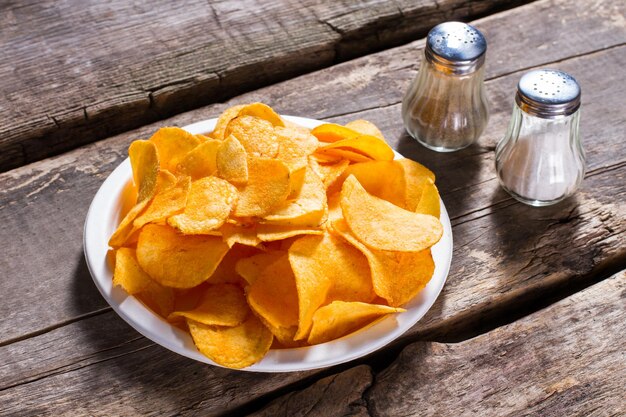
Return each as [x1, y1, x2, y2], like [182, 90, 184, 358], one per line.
[109, 103, 443, 369]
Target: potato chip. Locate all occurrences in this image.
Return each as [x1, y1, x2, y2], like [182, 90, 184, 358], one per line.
[113, 248, 152, 294]
[187, 314, 273, 369]
[315, 148, 372, 163]
[317, 135, 394, 162]
[235, 251, 284, 285]
[340, 175, 442, 252]
[219, 223, 261, 247]
[308, 301, 405, 345]
[310, 152, 343, 163]
[237, 102, 285, 127]
[396, 158, 435, 211]
[136, 279, 175, 318]
[210, 104, 245, 140]
[195, 134, 211, 142]
[234, 157, 290, 217]
[108, 199, 150, 248]
[326, 192, 342, 223]
[415, 177, 441, 218]
[176, 139, 221, 179]
[311, 123, 360, 143]
[169, 284, 248, 327]
[331, 219, 435, 306]
[129, 140, 159, 203]
[149, 127, 201, 172]
[275, 126, 318, 172]
[247, 254, 299, 330]
[133, 176, 191, 229]
[309, 158, 350, 192]
[288, 235, 335, 340]
[345, 119, 385, 140]
[262, 167, 327, 227]
[136, 224, 230, 288]
[168, 177, 237, 234]
[208, 244, 263, 284]
[256, 224, 323, 242]
[216, 135, 248, 185]
[265, 323, 303, 348]
[225, 115, 279, 158]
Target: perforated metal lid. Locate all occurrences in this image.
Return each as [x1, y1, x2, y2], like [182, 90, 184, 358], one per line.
[425, 22, 487, 74]
[516, 69, 581, 118]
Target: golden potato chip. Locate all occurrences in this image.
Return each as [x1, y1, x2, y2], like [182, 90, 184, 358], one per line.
[275, 126, 318, 172]
[308, 301, 405, 345]
[288, 235, 336, 340]
[415, 177, 441, 218]
[149, 127, 201, 172]
[157, 169, 178, 190]
[235, 251, 284, 285]
[219, 223, 261, 247]
[311, 123, 360, 143]
[211, 104, 245, 139]
[310, 153, 343, 163]
[309, 158, 350, 191]
[195, 134, 211, 142]
[331, 219, 435, 306]
[169, 284, 248, 327]
[187, 314, 273, 369]
[234, 157, 290, 217]
[262, 167, 327, 227]
[129, 140, 159, 203]
[113, 247, 152, 294]
[317, 135, 394, 161]
[133, 176, 191, 229]
[315, 148, 372, 163]
[108, 199, 150, 248]
[216, 135, 248, 185]
[237, 102, 285, 127]
[326, 192, 342, 223]
[168, 177, 238, 234]
[136, 279, 175, 318]
[339, 161, 406, 207]
[265, 323, 303, 348]
[340, 175, 442, 252]
[345, 119, 385, 140]
[256, 224, 323, 242]
[396, 158, 435, 211]
[176, 139, 221, 179]
[247, 254, 299, 330]
[225, 115, 279, 158]
[136, 224, 230, 288]
[208, 244, 263, 284]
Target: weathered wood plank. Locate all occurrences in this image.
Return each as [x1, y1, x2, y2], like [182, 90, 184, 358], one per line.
[2, 1, 624, 344]
[0, 0, 528, 172]
[249, 272, 625, 417]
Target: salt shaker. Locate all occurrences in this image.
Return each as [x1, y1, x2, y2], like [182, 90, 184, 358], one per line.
[402, 21, 489, 152]
[495, 69, 585, 206]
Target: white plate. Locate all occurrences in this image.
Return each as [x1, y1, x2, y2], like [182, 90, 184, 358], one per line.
[83, 116, 453, 372]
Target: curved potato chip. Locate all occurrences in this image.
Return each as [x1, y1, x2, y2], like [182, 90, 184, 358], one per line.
[264, 323, 304, 348]
[315, 148, 372, 163]
[216, 135, 248, 185]
[415, 177, 441, 218]
[237, 102, 285, 127]
[176, 139, 221, 179]
[340, 175, 442, 252]
[108, 199, 150, 248]
[234, 157, 290, 217]
[339, 161, 406, 207]
[345, 119, 385, 140]
[247, 254, 299, 330]
[235, 251, 284, 285]
[326, 192, 342, 224]
[168, 177, 237, 234]
[262, 167, 327, 227]
[225, 115, 279, 158]
[275, 125, 318, 172]
[288, 235, 335, 340]
[309, 158, 350, 191]
[133, 176, 191, 229]
[318, 135, 394, 161]
[208, 244, 263, 284]
[149, 127, 200, 172]
[136, 224, 230, 288]
[396, 158, 436, 211]
[136, 279, 175, 318]
[219, 223, 261, 247]
[311, 123, 360, 143]
[307, 301, 404, 345]
[210, 104, 245, 140]
[113, 248, 152, 294]
[256, 224, 323, 242]
[331, 219, 435, 306]
[187, 314, 273, 369]
[169, 284, 248, 327]
[129, 140, 159, 203]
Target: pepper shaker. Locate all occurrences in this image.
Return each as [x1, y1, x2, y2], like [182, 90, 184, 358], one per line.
[495, 69, 585, 206]
[402, 21, 489, 152]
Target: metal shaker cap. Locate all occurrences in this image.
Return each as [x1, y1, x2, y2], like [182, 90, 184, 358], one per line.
[425, 22, 487, 75]
[516, 69, 581, 118]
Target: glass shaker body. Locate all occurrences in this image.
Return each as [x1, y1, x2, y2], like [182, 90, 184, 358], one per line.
[495, 69, 585, 206]
[402, 21, 489, 152]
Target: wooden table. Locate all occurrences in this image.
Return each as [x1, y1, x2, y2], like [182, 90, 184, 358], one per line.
[1, 0, 624, 415]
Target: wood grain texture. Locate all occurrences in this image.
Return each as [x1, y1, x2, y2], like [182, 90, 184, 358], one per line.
[0, 0, 528, 172]
[251, 272, 625, 417]
[1, 0, 623, 345]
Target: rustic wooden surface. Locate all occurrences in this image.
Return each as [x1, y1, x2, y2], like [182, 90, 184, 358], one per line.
[0, 0, 528, 172]
[0, 0, 624, 415]
[251, 272, 626, 417]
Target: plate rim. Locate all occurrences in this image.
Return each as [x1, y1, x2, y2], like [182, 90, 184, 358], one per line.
[83, 115, 453, 372]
